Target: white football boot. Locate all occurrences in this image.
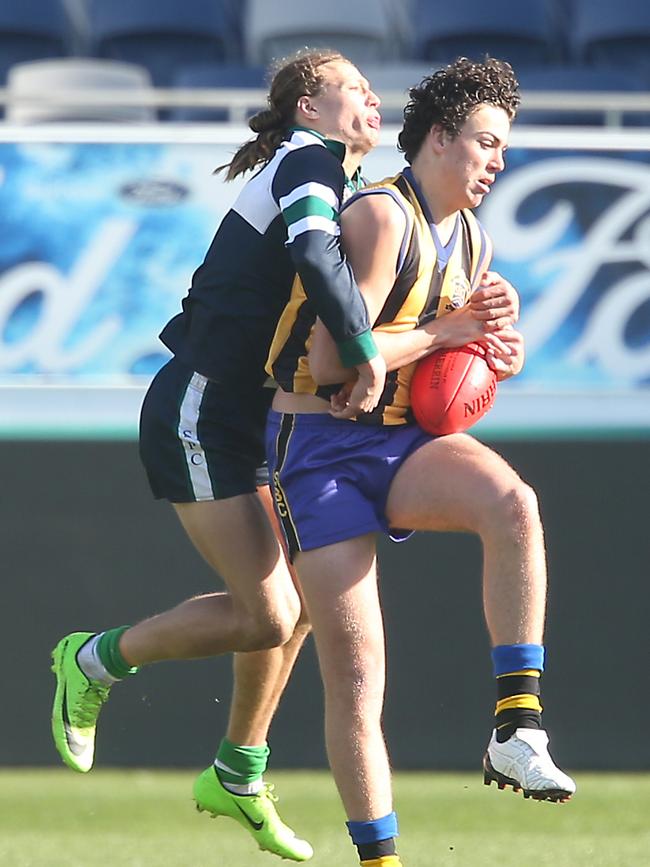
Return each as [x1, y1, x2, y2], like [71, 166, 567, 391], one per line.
[483, 728, 576, 802]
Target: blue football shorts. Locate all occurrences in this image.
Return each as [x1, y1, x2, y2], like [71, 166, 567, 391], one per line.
[266, 409, 434, 559]
[139, 357, 273, 502]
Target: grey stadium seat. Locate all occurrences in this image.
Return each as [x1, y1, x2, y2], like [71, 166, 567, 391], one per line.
[413, 0, 560, 68]
[86, 0, 239, 86]
[245, 0, 400, 67]
[5, 58, 156, 123]
[572, 0, 650, 73]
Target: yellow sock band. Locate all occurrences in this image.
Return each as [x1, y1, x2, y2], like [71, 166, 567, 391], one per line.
[497, 669, 540, 678]
[361, 858, 403, 867]
[495, 694, 543, 714]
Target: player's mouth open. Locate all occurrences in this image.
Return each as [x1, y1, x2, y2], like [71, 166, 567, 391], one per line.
[367, 115, 381, 129]
[477, 179, 492, 194]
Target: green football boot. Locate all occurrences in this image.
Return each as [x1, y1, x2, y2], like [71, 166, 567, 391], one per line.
[51, 632, 111, 773]
[193, 765, 313, 861]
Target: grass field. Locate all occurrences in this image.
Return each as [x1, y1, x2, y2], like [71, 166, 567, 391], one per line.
[2, 769, 648, 867]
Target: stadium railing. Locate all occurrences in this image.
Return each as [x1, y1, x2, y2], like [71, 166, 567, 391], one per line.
[0, 86, 649, 126]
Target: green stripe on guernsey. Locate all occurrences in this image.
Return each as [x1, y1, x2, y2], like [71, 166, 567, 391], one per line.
[282, 197, 338, 228]
[280, 181, 340, 243]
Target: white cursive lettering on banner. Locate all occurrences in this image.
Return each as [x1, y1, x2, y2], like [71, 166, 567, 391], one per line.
[0, 218, 136, 372]
[481, 157, 650, 383]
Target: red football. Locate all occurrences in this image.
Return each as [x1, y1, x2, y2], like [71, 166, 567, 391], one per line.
[410, 343, 497, 435]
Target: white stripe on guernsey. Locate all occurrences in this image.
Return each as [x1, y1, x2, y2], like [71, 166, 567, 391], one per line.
[231, 144, 291, 234]
[178, 373, 214, 501]
[287, 215, 340, 244]
[279, 181, 339, 212]
[231, 130, 327, 234]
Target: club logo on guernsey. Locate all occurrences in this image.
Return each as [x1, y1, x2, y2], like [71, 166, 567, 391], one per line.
[445, 272, 472, 312]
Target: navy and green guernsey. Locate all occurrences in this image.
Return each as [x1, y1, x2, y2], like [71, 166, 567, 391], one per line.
[160, 128, 377, 391]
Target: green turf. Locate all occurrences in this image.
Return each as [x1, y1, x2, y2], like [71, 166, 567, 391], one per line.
[1, 769, 648, 867]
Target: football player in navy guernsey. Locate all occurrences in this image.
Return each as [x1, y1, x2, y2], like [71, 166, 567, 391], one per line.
[50, 50, 388, 862]
[266, 57, 575, 867]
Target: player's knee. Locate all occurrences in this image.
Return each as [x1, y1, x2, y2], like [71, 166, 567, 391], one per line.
[495, 477, 541, 535]
[240, 621, 285, 651]
[244, 609, 298, 650]
[273, 608, 302, 646]
[294, 602, 312, 634]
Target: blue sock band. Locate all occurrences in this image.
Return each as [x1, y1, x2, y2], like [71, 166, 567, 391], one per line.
[346, 812, 399, 844]
[492, 643, 545, 677]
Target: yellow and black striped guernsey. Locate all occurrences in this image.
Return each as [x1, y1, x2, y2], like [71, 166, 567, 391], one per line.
[267, 167, 493, 426]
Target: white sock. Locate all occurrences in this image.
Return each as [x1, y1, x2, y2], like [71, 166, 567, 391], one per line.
[213, 759, 264, 796]
[76, 633, 119, 685]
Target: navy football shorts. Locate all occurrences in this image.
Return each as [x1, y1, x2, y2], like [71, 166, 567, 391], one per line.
[140, 357, 273, 502]
[266, 409, 434, 560]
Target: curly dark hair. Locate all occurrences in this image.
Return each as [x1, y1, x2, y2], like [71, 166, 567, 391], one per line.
[398, 57, 520, 164]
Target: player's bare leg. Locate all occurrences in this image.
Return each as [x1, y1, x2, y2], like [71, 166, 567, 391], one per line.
[227, 485, 311, 745]
[385, 433, 575, 801]
[121, 492, 301, 662]
[51, 492, 300, 774]
[386, 434, 545, 644]
[51, 488, 315, 859]
[295, 535, 402, 864]
[179, 490, 312, 861]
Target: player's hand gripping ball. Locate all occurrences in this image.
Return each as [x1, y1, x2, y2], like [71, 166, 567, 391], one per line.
[410, 343, 497, 435]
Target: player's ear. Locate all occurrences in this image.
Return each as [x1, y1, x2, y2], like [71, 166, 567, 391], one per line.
[296, 95, 319, 121]
[429, 124, 447, 153]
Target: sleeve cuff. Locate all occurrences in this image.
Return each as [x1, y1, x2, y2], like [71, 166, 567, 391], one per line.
[337, 330, 378, 367]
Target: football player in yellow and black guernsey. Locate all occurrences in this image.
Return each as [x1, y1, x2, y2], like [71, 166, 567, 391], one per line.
[265, 57, 575, 867]
[269, 157, 493, 425]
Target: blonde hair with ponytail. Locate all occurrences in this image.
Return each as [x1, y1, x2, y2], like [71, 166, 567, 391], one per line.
[217, 48, 347, 180]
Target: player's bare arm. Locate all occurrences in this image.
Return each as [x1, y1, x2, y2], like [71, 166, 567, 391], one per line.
[350, 354, 387, 415]
[308, 191, 405, 395]
[310, 202, 514, 389]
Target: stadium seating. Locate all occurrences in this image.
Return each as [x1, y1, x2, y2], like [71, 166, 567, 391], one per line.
[412, 0, 559, 69]
[572, 0, 650, 74]
[219, 0, 246, 44]
[169, 63, 267, 122]
[0, 0, 642, 128]
[86, 0, 240, 86]
[244, 0, 399, 67]
[383, 0, 416, 54]
[0, 0, 71, 84]
[517, 65, 647, 126]
[5, 58, 156, 123]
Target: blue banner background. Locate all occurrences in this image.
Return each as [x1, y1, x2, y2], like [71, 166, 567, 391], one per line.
[0, 141, 244, 379]
[0, 134, 648, 434]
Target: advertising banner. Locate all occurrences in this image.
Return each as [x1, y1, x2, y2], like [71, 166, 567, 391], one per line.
[0, 126, 648, 437]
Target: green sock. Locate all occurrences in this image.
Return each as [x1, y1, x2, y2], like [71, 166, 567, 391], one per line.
[96, 626, 139, 679]
[215, 737, 270, 787]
